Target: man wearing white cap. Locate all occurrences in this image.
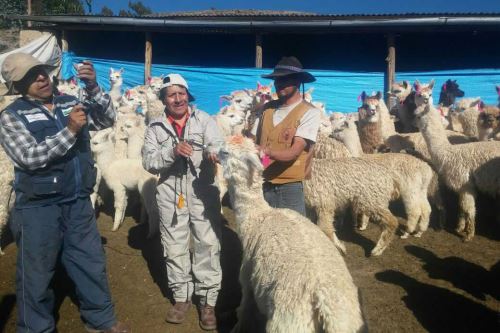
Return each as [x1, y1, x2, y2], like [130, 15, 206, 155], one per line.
[0, 53, 129, 333]
[142, 73, 223, 330]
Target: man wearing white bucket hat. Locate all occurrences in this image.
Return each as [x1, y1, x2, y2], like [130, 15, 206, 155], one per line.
[143, 73, 224, 330]
[0, 53, 129, 333]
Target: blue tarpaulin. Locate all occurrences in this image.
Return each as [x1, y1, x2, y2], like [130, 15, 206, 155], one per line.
[62, 52, 500, 115]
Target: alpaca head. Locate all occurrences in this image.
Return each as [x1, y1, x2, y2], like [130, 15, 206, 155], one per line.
[148, 75, 164, 94]
[413, 80, 435, 107]
[217, 135, 263, 189]
[90, 128, 114, 155]
[221, 89, 256, 114]
[121, 118, 143, 138]
[454, 97, 481, 113]
[478, 106, 500, 130]
[217, 106, 245, 129]
[332, 115, 357, 142]
[359, 91, 382, 123]
[390, 81, 412, 102]
[255, 81, 273, 104]
[109, 67, 124, 86]
[53, 77, 80, 97]
[438, 79, 464, 106]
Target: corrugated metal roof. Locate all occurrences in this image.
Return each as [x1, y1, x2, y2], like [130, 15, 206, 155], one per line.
[144, 9, 500, 19]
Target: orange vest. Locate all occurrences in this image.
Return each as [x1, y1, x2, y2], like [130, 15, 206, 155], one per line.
[257, 100, 314, 184]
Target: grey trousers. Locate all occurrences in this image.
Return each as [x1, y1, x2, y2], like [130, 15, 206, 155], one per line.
[263, 181, 306, 216]
[158, 197, 222, 307]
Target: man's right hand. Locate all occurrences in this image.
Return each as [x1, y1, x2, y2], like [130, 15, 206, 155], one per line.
[174, 141, 193, 158]
[67, 104, 87, 135]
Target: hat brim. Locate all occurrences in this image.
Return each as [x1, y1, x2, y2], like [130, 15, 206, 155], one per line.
[3, 64, 57, 96]
[261, 71, 316, 83]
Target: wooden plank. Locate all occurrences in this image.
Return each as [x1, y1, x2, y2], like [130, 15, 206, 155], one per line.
[145, 32, 152, 84]
[61, 30, 68, 52]
[255, 34, 262, 68]
[385, 34, 396, 107]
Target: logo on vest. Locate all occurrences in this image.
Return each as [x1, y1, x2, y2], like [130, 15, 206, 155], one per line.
[25, 113, 49, 123]
[62, 107, 73, 117]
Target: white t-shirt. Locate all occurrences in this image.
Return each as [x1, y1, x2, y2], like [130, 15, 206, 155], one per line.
[251, 99, 321, 143]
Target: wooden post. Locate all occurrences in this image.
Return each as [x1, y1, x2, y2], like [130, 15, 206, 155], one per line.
[59, 30, 68, 79]
[385, 34, 396, 107]
[61, 30, 68, 52]
[255, 34, 262, 68]
[27, 0, 32, 27]
[145, 32, 152, 84]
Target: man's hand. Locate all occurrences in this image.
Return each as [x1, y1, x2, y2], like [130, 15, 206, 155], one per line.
[75, 60, 98, 91]
[206, 152, 219, 163]
[174, 141, 193, 158]
[67, 105, 87, 135]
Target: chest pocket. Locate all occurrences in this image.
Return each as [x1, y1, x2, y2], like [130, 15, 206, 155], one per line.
[26, 117, 58, 143]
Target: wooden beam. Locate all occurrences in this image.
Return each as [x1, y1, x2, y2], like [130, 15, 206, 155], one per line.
[255, 34, 262, 68]
[385, 34, 396, 107]
[145, 32, 152, 84]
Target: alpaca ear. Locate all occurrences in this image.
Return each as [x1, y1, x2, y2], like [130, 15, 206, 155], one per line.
[257, 81, 262, 89]
[359, 91, 367, 102]
[220, 95, 232, 101]
[375, 91, 382, 100]
[413, 80, 421, 92]
[428, 79, 435, 90]
[119, 68, 124, 74]
[402, 81, 409, 89]
[109, 67, 114, 74]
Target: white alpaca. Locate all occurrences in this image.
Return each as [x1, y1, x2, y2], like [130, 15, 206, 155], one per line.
[121, 118, 146, 159]
[305, 155, 404, 256]
[109, 67, 124, 108]
[0, 146, 14, 255]
[413, 80, 500, 241]
[90, 131, 159, 237]
[450, 97, 482, 138]
[216, 105, 246, 136]
[332, 117, 434, 237]
[218, 136, 366, 333]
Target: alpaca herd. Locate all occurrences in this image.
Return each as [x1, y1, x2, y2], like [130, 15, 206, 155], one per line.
[0, 68, 499, 331]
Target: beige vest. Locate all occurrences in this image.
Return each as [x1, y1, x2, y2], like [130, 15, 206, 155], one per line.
[257, 100, 314, 184]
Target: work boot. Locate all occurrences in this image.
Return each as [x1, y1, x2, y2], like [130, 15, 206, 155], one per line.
[166, 301, 191, 324]
[199, 304, 217, 331]
[85, 321, 130, 333]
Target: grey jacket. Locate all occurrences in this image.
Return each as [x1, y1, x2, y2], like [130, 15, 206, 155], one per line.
[142, 106, 223, 216]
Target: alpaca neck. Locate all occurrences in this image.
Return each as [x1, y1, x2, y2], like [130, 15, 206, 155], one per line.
[110, 81, 122, 94]
[341, 128, 363, 157]
[95, 144, 115, 169]
[377, 100, 397, 138]
[418, 104, 450, 157]
[228, 175, 269, 234]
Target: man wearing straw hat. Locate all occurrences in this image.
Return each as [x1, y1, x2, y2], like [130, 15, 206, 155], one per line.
[0, 53, 129, 333]
[252, 56, 321, 216]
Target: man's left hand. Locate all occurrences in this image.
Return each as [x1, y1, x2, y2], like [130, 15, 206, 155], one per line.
[75, 60, 98, 91]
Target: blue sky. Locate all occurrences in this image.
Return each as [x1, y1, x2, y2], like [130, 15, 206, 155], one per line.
[91, 0, 500, 15]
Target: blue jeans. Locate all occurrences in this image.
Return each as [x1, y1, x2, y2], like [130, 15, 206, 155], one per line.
[10, 197, 116, 333]
[263, 181, 306, 216]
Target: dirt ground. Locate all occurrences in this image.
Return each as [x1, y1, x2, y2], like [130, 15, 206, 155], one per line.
[1, 193, 499, 333]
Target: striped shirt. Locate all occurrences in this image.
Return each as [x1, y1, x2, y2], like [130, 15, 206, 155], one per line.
[0, 87, 115, 171]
